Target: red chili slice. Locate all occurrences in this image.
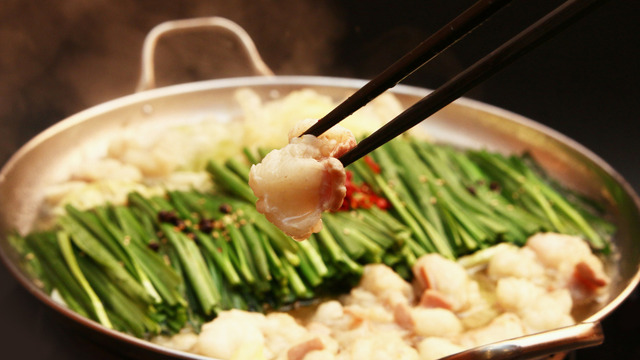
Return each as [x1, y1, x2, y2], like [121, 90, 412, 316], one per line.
[338, 170, 390, 211]
[364, 156, 381, 174]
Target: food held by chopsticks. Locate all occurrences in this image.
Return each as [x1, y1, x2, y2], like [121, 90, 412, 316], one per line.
[249, 119, 356, 240]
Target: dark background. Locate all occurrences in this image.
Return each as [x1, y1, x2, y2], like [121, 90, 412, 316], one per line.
[1, 0, 639, 358]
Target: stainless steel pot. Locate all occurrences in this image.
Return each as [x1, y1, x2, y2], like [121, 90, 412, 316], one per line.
[1, 17, 638, 360]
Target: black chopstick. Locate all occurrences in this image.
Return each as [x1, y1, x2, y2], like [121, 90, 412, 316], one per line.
[338, 0, 610, 167]
[303, 0, 515, 138]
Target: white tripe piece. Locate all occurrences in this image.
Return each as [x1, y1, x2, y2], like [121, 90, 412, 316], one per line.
[249, 119, 356, 240]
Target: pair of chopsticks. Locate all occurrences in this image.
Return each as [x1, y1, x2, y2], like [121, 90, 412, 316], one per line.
[303, 0, 611, 167]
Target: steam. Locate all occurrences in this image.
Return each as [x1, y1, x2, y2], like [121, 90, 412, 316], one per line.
[0, 0, 345, 163]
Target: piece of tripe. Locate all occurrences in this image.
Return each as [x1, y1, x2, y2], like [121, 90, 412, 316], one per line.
[249, 119, 357, 240]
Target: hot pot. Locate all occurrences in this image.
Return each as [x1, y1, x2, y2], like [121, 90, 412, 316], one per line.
[0, 17, 638, 360]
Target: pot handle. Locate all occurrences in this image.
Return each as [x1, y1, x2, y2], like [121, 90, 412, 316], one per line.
[441, 322, 604, 360]
[136, 17, 274, 92]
